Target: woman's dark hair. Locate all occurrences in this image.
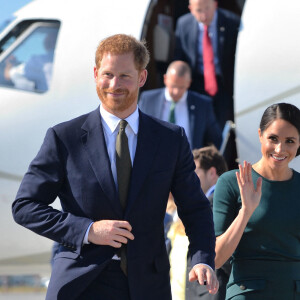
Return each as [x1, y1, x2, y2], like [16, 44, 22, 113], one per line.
[260, 103, 300, 156]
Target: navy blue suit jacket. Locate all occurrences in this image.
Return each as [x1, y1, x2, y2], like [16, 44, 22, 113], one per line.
[138, 88, 222, 150]
[12, 107, 215, 300]
[174, 8, 240, 96]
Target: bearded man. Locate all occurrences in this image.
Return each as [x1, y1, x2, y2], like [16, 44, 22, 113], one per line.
[12, 34, 218, 300]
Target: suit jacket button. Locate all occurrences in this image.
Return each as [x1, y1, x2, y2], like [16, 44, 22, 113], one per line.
[240, 284, 246, 290]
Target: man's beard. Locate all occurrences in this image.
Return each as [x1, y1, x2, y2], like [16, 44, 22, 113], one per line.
[96, 86, 139, 113]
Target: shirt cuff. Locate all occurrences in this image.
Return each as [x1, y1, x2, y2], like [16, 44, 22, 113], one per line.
[193, 263, 214, 271]
[83, 222, 94, 245]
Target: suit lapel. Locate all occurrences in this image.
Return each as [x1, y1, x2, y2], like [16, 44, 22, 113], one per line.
[81, 108, 122, 218]
[187, 92, 196, 149]
[217, 9, 226, 67]
[125, 111, 160, 216]
[156, 90, 165, 119]
[192, 19, 199, 68]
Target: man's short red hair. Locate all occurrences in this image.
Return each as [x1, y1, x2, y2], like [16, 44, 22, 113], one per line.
[95, 34, 150, 71]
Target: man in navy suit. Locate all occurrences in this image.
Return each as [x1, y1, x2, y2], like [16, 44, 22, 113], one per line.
[12, 34, 218, 299]
[139, 60, 222, 151]
[174, 0, 240, 129]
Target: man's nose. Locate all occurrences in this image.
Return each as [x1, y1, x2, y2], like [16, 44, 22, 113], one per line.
[201, 13, 207, 22]
[110, 76, 120, 89]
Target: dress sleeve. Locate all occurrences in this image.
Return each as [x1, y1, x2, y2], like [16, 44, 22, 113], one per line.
[213, 171, 240, 237]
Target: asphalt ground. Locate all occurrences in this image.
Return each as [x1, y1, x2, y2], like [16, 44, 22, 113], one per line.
[0, 292, 46, 299]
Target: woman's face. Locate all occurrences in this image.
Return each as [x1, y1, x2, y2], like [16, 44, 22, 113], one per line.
[259, 119, 300, 171]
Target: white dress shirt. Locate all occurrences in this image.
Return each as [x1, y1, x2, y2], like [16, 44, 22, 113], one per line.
[100, 104, 139, 186]
[83, 104, 139, 245]
[83, 104, 213, 272]
[163, 88, 191, 144]
[205, 184, 216, 199]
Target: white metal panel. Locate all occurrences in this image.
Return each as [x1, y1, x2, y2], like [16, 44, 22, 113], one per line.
[0, 0, 150, 267]
[234, 0, 300, 170]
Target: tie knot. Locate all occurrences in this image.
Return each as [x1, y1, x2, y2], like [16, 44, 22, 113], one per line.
[119, 119, 128, 131]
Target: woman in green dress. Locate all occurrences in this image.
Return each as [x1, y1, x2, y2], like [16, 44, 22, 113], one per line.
[213, 103, 300, 299]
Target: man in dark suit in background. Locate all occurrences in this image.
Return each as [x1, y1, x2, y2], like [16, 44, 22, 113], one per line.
[12, 34, 218, 300]
[139, 60, 222, 150]
[174, 0, 240, 129]
[186, 145, 230, 300]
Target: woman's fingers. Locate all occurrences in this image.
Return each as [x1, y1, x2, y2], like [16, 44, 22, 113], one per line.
[238, 164, 244, 185]
[256, 176, 263, 194]
[238, 161, 253, 184]
[236, 171, 242, 189]
[243, 161, 248, 182]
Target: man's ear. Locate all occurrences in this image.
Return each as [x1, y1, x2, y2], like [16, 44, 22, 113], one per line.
[94, 67, 98, 82]
[187, 79, 192, 90]
[163, 74, 167, 86]
[139, 69, 148, 87]
[208, 166, 217, 179]
[208, 167, 217, 175]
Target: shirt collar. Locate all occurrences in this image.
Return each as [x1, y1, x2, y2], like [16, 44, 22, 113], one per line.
[100, 104, 139, 135]
[164, 87, 188, 104]
[205, 184, 216, 198]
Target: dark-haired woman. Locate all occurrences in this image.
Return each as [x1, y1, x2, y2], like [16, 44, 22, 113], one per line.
[213, 103, 300, 299]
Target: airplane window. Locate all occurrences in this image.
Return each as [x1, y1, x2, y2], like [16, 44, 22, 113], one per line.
[0, 20, 33, 55]
[0, 21, 60, 93]
[0, 16, 16, 34]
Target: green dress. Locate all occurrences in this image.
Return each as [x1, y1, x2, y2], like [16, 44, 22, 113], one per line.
[213, 168, 300, 300]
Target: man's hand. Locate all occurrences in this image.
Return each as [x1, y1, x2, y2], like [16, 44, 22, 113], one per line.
[189, 264, 219, 295]
[88, 220, 134, 247]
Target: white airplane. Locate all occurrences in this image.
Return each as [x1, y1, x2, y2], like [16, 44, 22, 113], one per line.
[234, 0, 300, 170]
[0, 0, 195, 278]
[0, 0, 299, 280]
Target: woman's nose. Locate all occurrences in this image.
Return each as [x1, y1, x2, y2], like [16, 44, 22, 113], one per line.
[275, 143, 283, 153]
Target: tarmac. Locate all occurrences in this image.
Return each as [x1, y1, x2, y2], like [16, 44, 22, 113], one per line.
[0, 292, 46, 299]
